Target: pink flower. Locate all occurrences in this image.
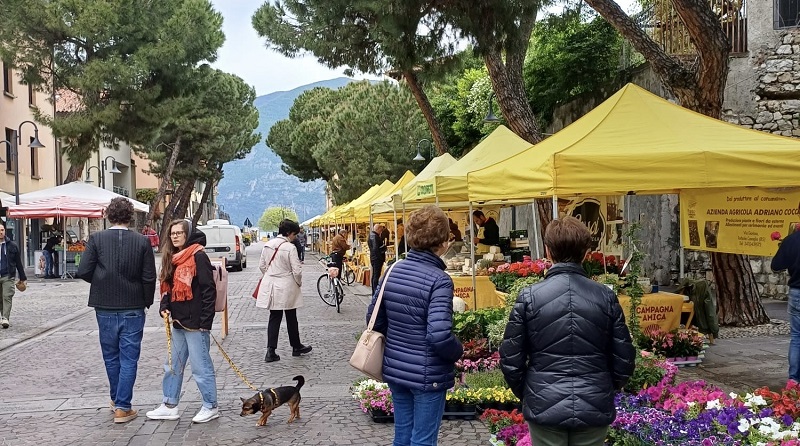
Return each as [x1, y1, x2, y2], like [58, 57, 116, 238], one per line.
[772, 231, 783, 241]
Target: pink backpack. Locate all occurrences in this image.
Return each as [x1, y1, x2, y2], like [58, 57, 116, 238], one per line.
[210, 260, 228, 312]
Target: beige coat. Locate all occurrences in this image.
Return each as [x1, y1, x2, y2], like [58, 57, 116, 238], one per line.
[256, 236, 303, 310]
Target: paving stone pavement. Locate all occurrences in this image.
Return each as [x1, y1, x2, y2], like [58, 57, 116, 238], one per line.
[0, 243, 489, 446]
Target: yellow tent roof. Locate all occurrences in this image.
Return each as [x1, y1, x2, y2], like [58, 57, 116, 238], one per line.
[337, 181, 394, 220]
[313, 205, 341, 225]
[404, 126, 534, 204]
[362, 170, 416, 217]
[468, 83, 800, 202]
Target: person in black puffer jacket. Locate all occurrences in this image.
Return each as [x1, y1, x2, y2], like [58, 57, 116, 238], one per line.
[500, 216, 635, 446]
[366, 205, 463, 446]
[148, 219, 219, 424]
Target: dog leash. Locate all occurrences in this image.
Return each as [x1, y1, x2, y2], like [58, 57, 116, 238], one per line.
[162, 315, 259, 392]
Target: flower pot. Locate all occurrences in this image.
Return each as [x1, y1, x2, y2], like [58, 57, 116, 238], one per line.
[445, 403, 463, 413]
[368, 408, 394, 423]
[686, 356, 699, 362]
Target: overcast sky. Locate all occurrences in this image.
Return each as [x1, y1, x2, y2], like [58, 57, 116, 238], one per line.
[210, 0, 638, 97]
[210, 0, 377, 96]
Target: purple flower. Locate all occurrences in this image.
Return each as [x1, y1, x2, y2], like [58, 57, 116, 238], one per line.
[783, 414, 795, 426]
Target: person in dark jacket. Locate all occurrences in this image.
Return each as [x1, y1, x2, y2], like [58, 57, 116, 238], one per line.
[367, 205, 463, 446]
[0, 221, 28, 329]
[771, 222, 800, 382]
[367, 223, 387, 293]
[146, 219, 219, 424]
[472, 210, 499, 246]
[77, 197, 156, 424]
[43, 233, 62, 278]
[500, 216, 635, 446]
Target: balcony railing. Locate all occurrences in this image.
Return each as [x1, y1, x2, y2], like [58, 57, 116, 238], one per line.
[636, 0, 748, 55]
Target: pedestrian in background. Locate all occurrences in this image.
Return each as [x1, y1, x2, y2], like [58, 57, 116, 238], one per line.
[258, 219, 312, 363]
[500, 216, 635, 446]
[43, 232, 62, 279]
[0, 221, 27, 329]
[77, 197, 156, 424]
[295, 227, 307, 262]
[141, 223, 159, 253]
[366, 205, 463, 446]
[147, 219, 219, 423]
[771, 212, 800, 383]
[367, 223, 387, 294]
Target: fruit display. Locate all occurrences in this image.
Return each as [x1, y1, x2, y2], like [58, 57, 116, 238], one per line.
[67, 241, 86, 252]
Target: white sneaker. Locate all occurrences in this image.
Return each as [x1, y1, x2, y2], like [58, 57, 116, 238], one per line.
[1, 318, 8, 329]
[146, 404, 180, 420]
[192, 406, 219, 423]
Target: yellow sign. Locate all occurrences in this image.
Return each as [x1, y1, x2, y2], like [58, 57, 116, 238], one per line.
[680, 188, 800, 256]
[450, 275, 501, 310]
[618, 292, 684, 332]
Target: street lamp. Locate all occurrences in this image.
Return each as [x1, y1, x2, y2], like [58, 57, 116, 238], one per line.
[412, 139, 434, 162]
[84, 155, 121, 189]
[0, 121, 44, 254]
[483, 91, 501, 123]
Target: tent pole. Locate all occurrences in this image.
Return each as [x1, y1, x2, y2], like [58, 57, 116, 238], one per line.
[552, 195, 559, 220]
[402, 202, 408, 254]
[679, 196, 685, 279]
[531, 201, 540, 259]
[393, 208, 398, 260]
[469, 202, 477, 310]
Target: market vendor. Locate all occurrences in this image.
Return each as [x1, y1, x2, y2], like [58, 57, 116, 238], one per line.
[43, 233, 62, 279]
[472, 210, 499, 246]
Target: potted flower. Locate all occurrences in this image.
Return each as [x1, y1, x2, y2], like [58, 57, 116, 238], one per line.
[352, 379, 394, 421]
[446, 387, 480, 413]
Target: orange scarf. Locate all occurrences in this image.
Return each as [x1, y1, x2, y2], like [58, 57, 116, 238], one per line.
[160, 243, 205, 302]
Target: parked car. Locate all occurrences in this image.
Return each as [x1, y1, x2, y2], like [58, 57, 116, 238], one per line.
[197, 219, 247, 271]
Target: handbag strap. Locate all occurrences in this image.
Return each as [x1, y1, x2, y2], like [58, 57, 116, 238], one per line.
[367, 261, 400, 331]
[265, 241, 287, 273]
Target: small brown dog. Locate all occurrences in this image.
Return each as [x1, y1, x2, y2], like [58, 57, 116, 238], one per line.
[240, 375, 304, 426]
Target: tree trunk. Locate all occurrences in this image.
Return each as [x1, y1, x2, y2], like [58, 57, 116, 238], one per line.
[65, 164, 84, 183]
[159, 179, 193, 242]
[483, 51, 543, 145]
[192, 179, 214, 226]
[585, 0, 763, 326]
[535, 199, 553, 241]
[173, 180, 195, 224]
[712, 253, 769, 325]
[145, 138, 181, 227]
[402, 70, 449, 155]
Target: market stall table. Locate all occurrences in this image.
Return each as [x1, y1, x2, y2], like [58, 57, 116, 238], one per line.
[618, 292, 695, 332]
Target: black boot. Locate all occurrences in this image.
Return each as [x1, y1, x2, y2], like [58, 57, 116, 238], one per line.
[264, 348, 280, 363]
[292, 344, 312, 357]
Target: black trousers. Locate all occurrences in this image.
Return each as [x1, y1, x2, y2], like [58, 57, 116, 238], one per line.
[370, 260, 384, 294]
[267, 309, 301, 349]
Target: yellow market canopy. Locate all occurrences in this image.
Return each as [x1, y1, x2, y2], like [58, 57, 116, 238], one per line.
[336, 180, 394, 220]
[403, 126, 534, 205]
[364, 170, 416, 217]
[468, 83, 800, 202]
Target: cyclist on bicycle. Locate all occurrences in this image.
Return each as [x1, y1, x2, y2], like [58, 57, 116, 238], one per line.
[330, 229, 351, 274]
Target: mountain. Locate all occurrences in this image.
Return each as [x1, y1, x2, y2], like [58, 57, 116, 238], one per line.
[217, 77, 354, 228]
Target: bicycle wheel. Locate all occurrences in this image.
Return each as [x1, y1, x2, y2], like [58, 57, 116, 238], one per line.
[344, 267, 356, 285]
[317, 274, 336, 307]
[335, 279, 343, 313]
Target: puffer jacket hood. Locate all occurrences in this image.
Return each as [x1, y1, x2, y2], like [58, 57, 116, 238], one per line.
[366, 249, 463, 392]
[499, 262, 635, 428]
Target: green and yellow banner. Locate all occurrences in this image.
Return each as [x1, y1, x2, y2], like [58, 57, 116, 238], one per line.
[680, 187, 800, 256]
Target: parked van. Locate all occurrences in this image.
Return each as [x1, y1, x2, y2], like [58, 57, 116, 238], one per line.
[197, 219, 247, 271]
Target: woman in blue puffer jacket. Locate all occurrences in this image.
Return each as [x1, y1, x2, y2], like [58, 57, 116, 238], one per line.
[366, 205, 463, 446]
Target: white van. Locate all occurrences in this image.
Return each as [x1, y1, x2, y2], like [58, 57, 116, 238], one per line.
[197, 219, 247, 271]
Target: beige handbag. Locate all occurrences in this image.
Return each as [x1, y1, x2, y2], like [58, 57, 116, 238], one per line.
[349, 262, 399, 381]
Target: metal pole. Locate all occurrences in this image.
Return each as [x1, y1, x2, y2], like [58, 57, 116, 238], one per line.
[11, 130, 22, 261]
[531, 201, 540, 259]
[552, 195, 559, 220]
[469, 202, 477, 310]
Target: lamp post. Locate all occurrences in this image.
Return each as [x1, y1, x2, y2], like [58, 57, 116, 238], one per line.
[412, 139, 434, 162]
[0, 121, 45, 260]
[483, 91, 501, 123]
[84, 156, 121, 189]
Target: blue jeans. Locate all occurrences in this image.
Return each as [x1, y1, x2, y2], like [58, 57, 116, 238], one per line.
[789, 288, 800, 382]
[95, 309, 146, 411]
[388, 383, 447, 446]
[161, 328, 217, 409]
[43, 250, 53, 276]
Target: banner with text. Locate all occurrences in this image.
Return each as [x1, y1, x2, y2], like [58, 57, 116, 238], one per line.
[618, 293, 685, 332]
[680, 188, 800, 256]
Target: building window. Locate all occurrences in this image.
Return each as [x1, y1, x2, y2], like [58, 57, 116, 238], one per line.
[2, 63, 12, 95]
[4, 128, 13, 174]
[30, 137, 38, 178]
[28, 84, 34, 105]
[775, 0, 800, 28]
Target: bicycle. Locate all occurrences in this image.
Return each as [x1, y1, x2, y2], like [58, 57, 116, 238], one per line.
[318, 254, 356, 285]
[317, 263, 345, 313]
